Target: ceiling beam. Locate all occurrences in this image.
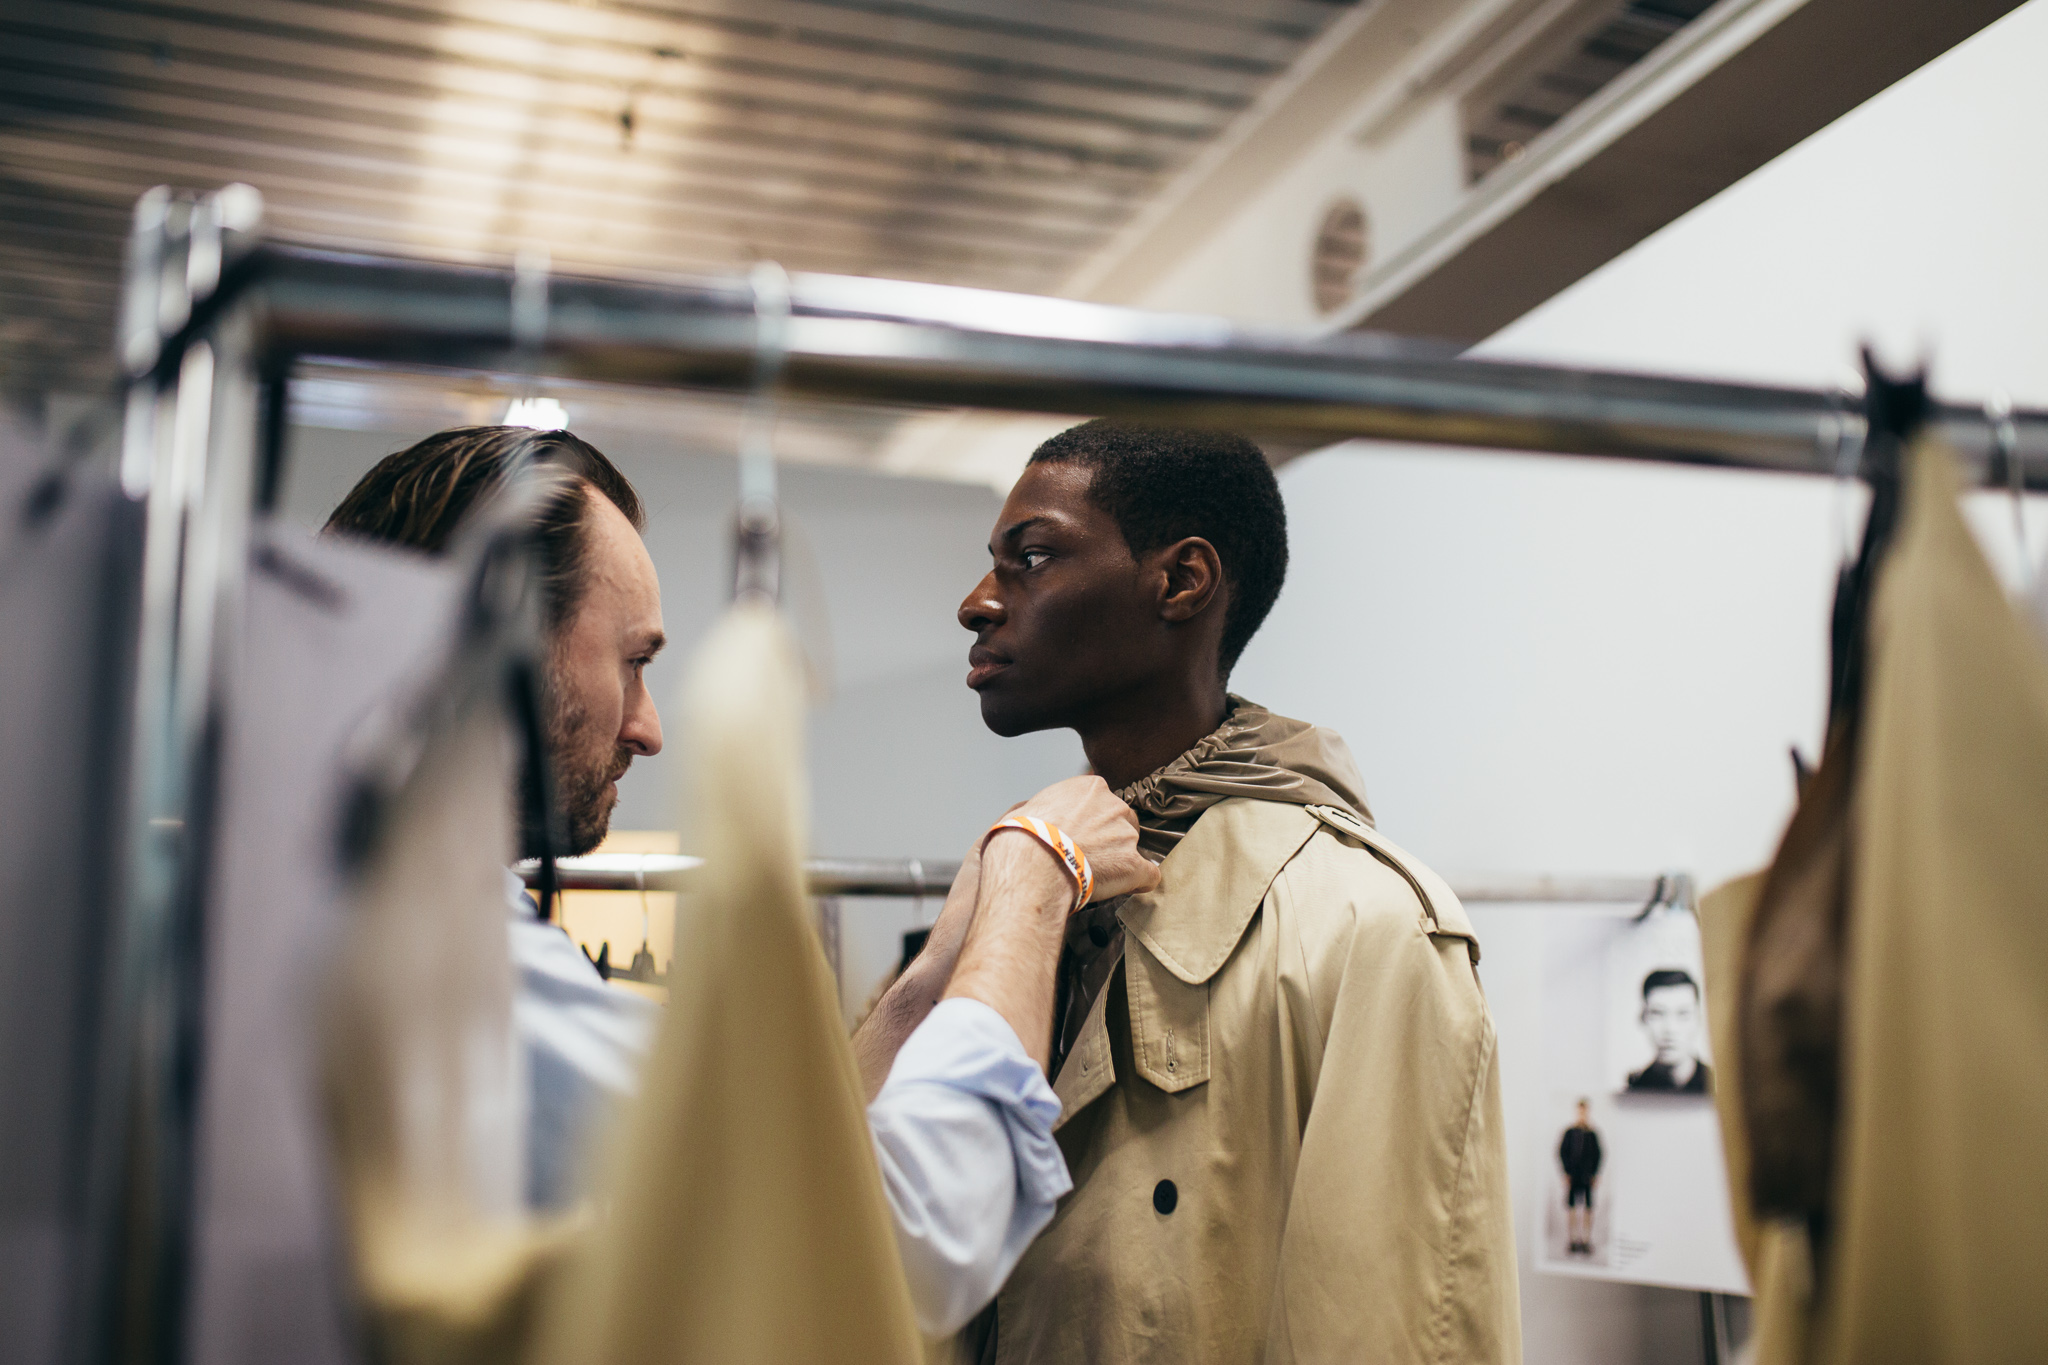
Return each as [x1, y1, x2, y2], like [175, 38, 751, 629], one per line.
[1345, 0, 2027, 340]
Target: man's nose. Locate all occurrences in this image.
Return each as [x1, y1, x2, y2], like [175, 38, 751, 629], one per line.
[621, 683, 662, 757]
[958, 570, 1005, 633]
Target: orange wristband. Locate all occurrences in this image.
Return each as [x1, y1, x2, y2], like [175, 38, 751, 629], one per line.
[982, 816, 1095, 911]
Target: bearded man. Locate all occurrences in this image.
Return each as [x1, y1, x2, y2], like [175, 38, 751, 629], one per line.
[947, 421, 1519, 1363]
[326, 426, 666, 1206]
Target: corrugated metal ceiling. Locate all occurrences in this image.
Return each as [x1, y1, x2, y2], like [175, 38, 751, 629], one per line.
[0, 0, 1358, 393]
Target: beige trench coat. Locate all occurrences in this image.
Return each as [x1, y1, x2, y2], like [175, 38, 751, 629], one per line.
[988, 797, 1519, 1365]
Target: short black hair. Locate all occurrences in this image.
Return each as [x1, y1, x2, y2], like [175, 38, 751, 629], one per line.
[1028, 420, 1287, 674]
[1642, 968, 1699, 1000]
[325, 425, 644, 633]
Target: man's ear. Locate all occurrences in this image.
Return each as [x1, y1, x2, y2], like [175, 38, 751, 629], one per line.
[1156, 537, 1224, 623]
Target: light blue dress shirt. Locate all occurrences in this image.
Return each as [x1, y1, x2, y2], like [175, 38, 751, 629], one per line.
[505, 871, 658, 1207]
[503, 874, 1069, 1334]
[868, 997, 1072, 1335]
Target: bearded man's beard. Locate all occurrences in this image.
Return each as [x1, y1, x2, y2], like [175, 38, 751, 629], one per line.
[522, 669, 634, 859]
[552, 733, 633, 857]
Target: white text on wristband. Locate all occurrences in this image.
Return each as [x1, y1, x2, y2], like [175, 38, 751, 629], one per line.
[982, 816, 1095, 912]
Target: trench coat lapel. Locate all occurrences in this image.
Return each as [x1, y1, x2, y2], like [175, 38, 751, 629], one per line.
[1049, 800, 1320, 1132]
[1120, 798, 1321, 985]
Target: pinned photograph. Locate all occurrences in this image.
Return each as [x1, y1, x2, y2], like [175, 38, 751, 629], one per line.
[1626, 967, 1712, 1094]
[1538, 909, 1748, 1294]
[1545, 1097, 1612, 1266]
[1607, 907, 1714, 1099]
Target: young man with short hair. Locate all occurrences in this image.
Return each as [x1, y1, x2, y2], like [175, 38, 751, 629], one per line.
[948, 420, 1518, 1363]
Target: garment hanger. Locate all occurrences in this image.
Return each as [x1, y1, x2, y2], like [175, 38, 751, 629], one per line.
[1824, 373, 1868, 573]
[1633, 871, 1698, 924]
[734, 260, 789, 604]
[1987, 389, 2035, 593]
[1824, 351, 1926, 737]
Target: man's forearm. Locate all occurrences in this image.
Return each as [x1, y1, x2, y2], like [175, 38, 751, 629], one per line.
[941, 835, 1073, 1072]
[852, 847, 983, 1101]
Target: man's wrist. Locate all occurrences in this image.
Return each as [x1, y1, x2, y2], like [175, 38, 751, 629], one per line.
[979, 830, 1079, 917]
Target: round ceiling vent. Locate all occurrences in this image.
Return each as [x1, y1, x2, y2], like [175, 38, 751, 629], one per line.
[1311, 197, 1370, 315]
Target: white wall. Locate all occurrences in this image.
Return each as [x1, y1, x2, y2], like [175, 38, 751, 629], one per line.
[1235, 0, 2048, 902]
[1216, 5, 2048, 1361]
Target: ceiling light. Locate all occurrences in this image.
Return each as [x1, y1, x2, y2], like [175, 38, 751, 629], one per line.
[503, 396, 569, 429]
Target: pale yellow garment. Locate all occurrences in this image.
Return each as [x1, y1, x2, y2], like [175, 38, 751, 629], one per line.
[1113, 695, 1373, 856]
[1811, 441, 2048, 1364]
[1707, 440, 2048, 1365]
[327, 600, 922, 1365]
[1699, 873, 1815, 1365]
[531, 600, 923, 1365]
[324, 704, 573, 1365]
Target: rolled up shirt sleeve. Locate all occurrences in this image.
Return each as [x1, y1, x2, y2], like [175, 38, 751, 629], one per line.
[867, 997, 1071, 1337]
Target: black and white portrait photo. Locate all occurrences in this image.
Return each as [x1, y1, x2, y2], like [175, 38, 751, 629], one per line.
[1536, 906, 1748, 1293]
[1605, 907, 1715, 1101]
[1626, 968, 1712, 1094]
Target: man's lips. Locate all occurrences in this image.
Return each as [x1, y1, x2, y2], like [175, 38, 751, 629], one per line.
[966, 646, 1011, 690]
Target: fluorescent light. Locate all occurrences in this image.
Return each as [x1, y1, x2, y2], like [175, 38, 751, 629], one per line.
[503, 396, 569, 429]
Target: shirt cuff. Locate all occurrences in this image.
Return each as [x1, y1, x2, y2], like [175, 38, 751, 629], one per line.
[885, 997, 1064, 1151]
[872, 998, 1072, 1334]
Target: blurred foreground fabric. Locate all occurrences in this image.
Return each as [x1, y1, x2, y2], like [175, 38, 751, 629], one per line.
[534, 599, 921, 1365]
[1706, 440, 2048, 1364]
[326, 595, 921, 1364]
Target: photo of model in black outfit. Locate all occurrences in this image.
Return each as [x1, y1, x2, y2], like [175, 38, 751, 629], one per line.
[1558, 1099, 1603, 1256]
[1535, 911, 1747, 1291]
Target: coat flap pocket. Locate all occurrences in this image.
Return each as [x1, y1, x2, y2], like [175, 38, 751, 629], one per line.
[1052, 963, 1116, 1130]
[1126, 938, 1209, 1094]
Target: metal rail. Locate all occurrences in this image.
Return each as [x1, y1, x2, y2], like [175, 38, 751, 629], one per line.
[230, 242, 2048, 488]
[523, 855, 1676, 906]
[528, 853, 960, 900]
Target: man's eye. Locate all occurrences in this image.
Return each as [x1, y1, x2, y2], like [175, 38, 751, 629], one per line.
[1020, 550, 1050, 569]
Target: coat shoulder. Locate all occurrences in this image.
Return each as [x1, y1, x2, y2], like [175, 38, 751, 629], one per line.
[1274, 811, 1482, 963]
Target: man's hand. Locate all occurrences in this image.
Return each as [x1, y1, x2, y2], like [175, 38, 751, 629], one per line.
[1003, 775, 1158, 903]
[849, 775, 1158, 1091]
[944, 777, 1152, 1070]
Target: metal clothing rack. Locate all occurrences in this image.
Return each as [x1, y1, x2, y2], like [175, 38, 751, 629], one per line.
[214, 243, 2048, 492]
[529, 853, 956, 900]
[523, 854, 1691, 908]
[82, 180, 2018, 1364]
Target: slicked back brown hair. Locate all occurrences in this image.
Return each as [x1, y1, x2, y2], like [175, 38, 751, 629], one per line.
[325, 425, 645, 632]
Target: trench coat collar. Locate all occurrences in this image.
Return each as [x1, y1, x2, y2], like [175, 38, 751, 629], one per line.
[1117, 797, 1322, 986]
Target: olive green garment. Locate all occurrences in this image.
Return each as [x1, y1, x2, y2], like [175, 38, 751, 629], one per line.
[1816, 441, 2048, 1365]
[991, 796, 1520, 1365]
